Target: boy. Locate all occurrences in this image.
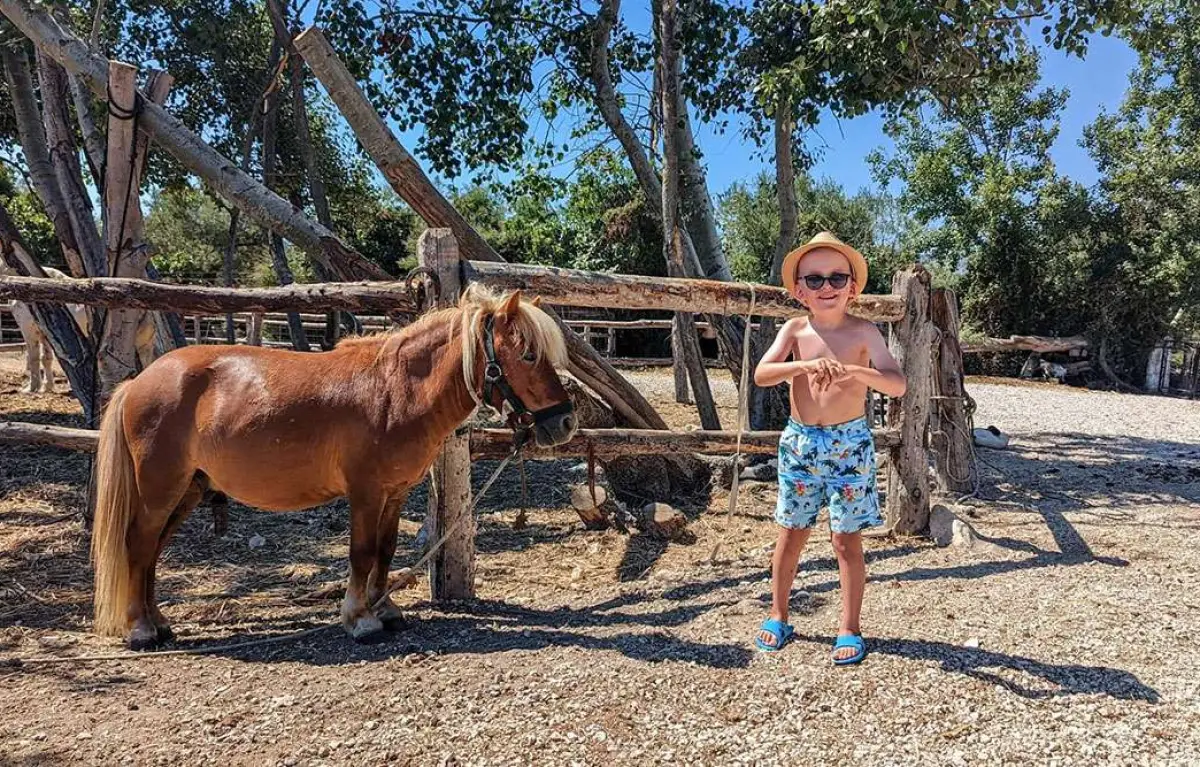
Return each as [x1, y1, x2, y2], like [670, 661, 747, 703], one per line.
[752, 231, 907, 665]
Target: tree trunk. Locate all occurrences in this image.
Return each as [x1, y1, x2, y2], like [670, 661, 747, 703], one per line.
[0, 203, 97, 425]
[268, 0, 342, 349]
[676, 91, 730, 282]
[261, 65, 309, 352]
[749, 99, 799, 431]
[36, 51, 106, 279]
[292, 26, 502, 268]
[1, 45, 87, 279]
[137, 71, 187, 355]
[562, 379, 712, 507]
[659, 0, 718, 429]
[671, 315, 691, 404]
[222, 40, 282, 344]
[0, 0, 390, 282]
[67, 72, 105, 191]
[590, 0, 754, 394]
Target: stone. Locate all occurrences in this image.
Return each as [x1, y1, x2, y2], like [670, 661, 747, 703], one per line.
[740, 462, 777, 482]
[248, 534, 266, 550]
[930, 504, 978, 548]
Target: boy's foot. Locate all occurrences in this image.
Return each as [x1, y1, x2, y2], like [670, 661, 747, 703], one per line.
[832, 633, 866, 665]
[755, 618, 794, 652]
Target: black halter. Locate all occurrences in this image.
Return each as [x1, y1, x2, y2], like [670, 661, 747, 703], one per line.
[482, 315, 574, 449]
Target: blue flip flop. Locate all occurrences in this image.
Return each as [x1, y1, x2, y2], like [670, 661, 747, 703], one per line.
[754, 618, 794, 652]
[832, 633, 867, 665]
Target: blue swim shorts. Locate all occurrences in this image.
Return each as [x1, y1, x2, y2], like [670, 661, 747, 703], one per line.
[775, 416, 883, 534]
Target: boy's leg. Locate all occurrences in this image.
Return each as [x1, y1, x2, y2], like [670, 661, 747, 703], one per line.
[759, 525, 812, 648]
[830, 531, 866, 660]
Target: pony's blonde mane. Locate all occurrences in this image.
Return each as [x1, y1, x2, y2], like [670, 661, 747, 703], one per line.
[337, 285, 567, 406]
[458, 284, 568, 407]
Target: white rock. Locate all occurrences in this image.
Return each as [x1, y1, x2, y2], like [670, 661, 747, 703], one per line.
[248, 534, 266, 549]
[964, 637, 981, 649]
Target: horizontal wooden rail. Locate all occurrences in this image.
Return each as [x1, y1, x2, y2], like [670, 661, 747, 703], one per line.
[961, 334, 1089, 354]
[607, 356, 724, 369]
[1, 420, 900, 457]
[465, 261, 905, 322]
[0, 275, 420, 315]
[2, 268, 903, 324]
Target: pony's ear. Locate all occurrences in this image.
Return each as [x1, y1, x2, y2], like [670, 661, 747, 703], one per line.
[531, 295, 543, 308]
[499, 290, 522, 319]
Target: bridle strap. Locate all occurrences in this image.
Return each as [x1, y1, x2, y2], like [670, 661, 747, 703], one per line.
[481, 315, 574, 447]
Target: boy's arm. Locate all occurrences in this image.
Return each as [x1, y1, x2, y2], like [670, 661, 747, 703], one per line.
[753, 318, 839, 388]
[843, 324, 907, 398]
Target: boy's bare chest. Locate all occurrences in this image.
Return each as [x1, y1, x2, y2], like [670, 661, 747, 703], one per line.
[794, 327, 867, 364]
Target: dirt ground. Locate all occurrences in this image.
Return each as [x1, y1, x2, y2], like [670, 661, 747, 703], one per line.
[1, 352, 1199, 766]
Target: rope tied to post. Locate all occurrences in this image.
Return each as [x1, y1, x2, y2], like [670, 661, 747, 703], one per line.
[708, 282, 756, 563]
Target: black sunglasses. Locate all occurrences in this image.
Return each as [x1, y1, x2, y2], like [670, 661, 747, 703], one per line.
[801, 272, 852, 290]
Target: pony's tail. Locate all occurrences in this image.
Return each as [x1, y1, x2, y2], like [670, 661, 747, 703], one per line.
[91, 383, 138, 637]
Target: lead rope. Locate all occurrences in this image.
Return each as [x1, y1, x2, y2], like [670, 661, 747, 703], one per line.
[708, 283, 756, 564]
[372, 443, 518, 610]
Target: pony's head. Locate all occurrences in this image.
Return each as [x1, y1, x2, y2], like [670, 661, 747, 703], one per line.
[460, 285, 576, 447]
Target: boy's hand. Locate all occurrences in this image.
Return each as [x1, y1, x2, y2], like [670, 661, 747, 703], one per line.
[806, 358, 847, 392]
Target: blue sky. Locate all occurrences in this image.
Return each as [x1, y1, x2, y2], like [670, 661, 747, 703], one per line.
[694, 32, 1141, 198]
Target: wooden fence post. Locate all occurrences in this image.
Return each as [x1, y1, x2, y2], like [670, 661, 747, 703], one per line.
[97, 60, 146, 399]
[931, 289, 974, 494]
[418, 228, 474, 600]
[885, 265, 935, 534]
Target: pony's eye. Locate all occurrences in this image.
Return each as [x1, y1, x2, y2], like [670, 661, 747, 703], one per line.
[522, 351, 537, 363]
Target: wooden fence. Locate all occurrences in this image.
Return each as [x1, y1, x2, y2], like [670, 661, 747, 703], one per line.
[0, 246, 954, 596]
[0, 7, 965, 604]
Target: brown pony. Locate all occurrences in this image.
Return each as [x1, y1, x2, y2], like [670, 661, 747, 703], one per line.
[91, 287, 575, 649]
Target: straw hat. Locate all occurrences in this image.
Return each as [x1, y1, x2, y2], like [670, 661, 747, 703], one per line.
[781, 231, 868, 293]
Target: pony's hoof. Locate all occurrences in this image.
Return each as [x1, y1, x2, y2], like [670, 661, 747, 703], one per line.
[346, 613, 385, 644]
[155, 624, 175, 643]
[128, 627, 161, 651]
[380, 614, 407, 632]
[374, 600, 406, 632]
[353, 629, 388, 645]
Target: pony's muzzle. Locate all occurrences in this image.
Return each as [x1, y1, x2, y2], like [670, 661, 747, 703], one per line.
[535, 406, 577, 447]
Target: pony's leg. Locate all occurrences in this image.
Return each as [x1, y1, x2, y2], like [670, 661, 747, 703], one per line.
[342, 490, 386, 641]
[124, 473, 194, 650]
[124, 507, 176, 650]
[144, 478, 205, 642]
[39, 336, 56, 393]
[23, 335, 41, 394]
[368, 491, 410, 631]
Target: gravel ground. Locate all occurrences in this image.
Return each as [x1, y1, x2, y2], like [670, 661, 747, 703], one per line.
[2, 354, 1199, 766]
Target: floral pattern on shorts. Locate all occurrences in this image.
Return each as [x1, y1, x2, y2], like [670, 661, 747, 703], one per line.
[775, 416, 883, 534]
